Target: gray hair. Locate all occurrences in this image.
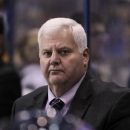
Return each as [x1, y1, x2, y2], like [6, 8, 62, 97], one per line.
[38, 18, 87, 53]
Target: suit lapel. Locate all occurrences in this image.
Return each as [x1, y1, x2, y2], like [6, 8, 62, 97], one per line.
[26, 86, 48, 110]
[67, 71, 94, 119]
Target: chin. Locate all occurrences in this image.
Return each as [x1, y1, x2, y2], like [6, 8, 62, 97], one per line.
[50, 81, 64, 85]
[49, 79, 65, 86]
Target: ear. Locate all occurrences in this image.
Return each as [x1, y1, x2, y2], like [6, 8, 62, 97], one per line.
[83, 48, 89, 67]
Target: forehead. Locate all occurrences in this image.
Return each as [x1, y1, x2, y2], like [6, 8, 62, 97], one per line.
[40, 28, 77, 48]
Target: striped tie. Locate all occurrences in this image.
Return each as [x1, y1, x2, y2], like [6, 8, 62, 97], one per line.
[49, 98, 64, 113]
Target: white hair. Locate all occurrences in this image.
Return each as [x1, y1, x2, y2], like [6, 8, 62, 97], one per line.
[38, 18, 87, 53]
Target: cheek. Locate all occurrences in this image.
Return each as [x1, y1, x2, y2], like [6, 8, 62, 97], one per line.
[40, 59, 48, 75]
[64, 58, 84, 73]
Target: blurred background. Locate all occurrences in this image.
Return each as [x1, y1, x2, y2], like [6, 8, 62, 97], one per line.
[0, 0, 130, 93]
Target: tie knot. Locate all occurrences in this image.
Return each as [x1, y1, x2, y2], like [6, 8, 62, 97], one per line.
[49, 98, 65, 112]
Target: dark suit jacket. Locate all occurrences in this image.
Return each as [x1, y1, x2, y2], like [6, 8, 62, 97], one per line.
[11, 71, 130, 130]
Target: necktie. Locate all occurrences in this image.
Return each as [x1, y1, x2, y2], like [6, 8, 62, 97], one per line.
[49, 98, 65, 113]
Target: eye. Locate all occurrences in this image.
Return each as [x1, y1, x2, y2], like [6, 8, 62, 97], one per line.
[59, 50, 70, 55]
[43, 51, 52, 57]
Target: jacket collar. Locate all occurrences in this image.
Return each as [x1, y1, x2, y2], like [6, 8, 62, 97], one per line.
[26, 86, 48, 110]
[66, 71, 94, 119]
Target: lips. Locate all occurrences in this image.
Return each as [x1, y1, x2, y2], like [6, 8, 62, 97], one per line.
[50, 70, 64, 72]
[49, 69, 64, 74]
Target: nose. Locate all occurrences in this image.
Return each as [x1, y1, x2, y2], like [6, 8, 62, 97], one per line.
[50, 52, 60, 67]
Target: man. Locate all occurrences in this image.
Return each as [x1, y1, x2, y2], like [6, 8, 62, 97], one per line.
[6, 18, 130, 130]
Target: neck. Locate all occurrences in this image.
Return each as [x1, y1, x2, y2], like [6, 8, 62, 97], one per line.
[49, 84, 72, 97]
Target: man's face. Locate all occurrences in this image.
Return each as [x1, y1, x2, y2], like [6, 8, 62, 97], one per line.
[39, 28, 89, 88]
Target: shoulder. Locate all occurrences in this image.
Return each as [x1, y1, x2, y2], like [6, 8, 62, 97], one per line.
[93, 78, 130, 96]
[12, 86, 48, 113]
[85, 71, 130, 96]
[16, 86, 48, 102]
[21, 85, 47, 98]
[85, 74, 130, 129]
[91, 77, 130, 112]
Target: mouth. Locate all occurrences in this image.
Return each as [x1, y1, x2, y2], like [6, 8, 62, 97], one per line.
[49, 70, 64, 74]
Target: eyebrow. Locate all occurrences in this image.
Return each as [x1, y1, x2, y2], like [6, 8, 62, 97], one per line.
[42, 46, 71, 50]
[58, 46, 71, 50]
[41, 48, 51, 52]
